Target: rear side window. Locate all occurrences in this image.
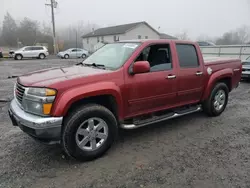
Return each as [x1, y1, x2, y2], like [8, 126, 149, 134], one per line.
[32, 47, 43, 50]
[176, 44, 199, 68]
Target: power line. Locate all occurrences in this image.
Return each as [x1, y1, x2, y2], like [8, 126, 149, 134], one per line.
[45, 0, 58, 54]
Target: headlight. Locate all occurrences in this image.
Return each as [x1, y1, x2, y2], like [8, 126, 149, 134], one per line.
[27, 88, 56, 96]
[23, 87, 57, 116]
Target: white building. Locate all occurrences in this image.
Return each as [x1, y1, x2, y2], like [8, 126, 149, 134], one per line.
[82, 21, 177, 52]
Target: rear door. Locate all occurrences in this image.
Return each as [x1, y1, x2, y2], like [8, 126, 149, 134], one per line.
[175, 44, 205, 105]
[31, 47, 42, 57]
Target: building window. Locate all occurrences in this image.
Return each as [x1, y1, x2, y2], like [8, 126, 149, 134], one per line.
[138, 35, 141, 39]
[97, 37, 100, 42]
[113, 35, 119, 42]
[87, 38, 89, 44]
[145, 36, 148, 39]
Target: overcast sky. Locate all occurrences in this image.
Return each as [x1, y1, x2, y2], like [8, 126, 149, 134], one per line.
[1, 0, 250, 39]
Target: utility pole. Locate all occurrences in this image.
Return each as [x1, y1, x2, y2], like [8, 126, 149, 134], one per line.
[46, 0, 58, 54]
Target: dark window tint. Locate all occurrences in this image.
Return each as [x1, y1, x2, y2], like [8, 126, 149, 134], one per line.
[32, 47, 43, 50]
[24, 47, 33, 51]
[72, 49, 77, 52]
[135, 44, 172, 72]
[176, 44, 199, 68]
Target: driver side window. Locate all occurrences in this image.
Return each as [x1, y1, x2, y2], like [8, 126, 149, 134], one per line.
[135, 44, 172, 72]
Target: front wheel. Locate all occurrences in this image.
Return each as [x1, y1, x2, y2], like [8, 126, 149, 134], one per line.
[64, 54, 69, 59]
[202, 82, 229, 116]
[81, 54, 86, 58]
[15, 54, 23, 60]
[62, 104, 118, 161]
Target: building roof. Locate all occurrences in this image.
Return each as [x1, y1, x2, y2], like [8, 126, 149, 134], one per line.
[159, 33, 178, 39]
[82, 21, 160, 38]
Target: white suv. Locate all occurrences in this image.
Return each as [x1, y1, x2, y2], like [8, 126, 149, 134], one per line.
[14, 46, 49, 60]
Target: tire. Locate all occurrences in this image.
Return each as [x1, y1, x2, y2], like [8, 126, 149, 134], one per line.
[62, 104, 118, 161]
[15, 54, 23, 60]
[64, 54, 69, 59]
[202, 82, 229, 117]
[81, 54, 86, 58]
[39, 53, 46, 59]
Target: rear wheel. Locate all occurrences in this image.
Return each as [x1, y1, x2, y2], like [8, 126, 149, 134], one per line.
[82, 54, 86, 58]
[62, 104, 118, 161]
[202, 82, 229, 116]
[39, 53, 45, 59]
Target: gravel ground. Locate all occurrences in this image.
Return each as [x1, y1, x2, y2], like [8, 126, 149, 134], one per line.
[0, 59, 250, 188]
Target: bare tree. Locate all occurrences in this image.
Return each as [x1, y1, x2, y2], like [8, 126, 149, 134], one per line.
[2, 12, 18, 46]
[57, 21, 100, 50]
[216, 25, 250, 45]
[17, 18, 40, 45]
[175, 31, 190, 40]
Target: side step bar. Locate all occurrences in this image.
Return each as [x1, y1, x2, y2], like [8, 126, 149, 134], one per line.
[120, 106, 202, 130]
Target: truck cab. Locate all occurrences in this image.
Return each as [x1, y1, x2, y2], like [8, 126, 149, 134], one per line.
[9, 40, 242, 161]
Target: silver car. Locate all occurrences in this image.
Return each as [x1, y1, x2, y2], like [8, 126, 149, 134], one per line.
[57, 48, 89, 59]
[242, 57, 250, 80]
[14, 46, 49, 60]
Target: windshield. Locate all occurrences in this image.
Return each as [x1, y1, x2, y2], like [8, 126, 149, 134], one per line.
[83, 42, 140, 69]
[246, 56, 250, 61]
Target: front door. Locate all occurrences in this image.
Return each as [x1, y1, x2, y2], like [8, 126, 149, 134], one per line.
[22, 47, 33, 58]
[70, 49, 77, 58]
[175, 44, 205, 105]
[125, 43, 178, 117]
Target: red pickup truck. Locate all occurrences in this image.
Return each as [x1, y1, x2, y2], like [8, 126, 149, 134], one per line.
[9, 40, 242, 161]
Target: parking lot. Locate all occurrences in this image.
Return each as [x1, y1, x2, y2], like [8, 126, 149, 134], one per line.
[0, 58, 250, 188]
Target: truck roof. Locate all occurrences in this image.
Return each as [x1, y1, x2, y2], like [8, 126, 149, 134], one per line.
[117, 39, 197, 45]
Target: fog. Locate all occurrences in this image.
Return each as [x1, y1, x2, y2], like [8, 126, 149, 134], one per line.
[1, 0, 250, 39]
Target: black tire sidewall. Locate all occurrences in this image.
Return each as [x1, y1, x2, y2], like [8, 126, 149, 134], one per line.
[39, 53, 45, 59]
[62, 105, 118, 161]
[15, 54, 22, 60]
[209, 83, 229, 116]
[82, 54, 86, 58]
[64, 54, 69, 59]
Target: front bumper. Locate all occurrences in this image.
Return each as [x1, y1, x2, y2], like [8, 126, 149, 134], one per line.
[57, 53, 64, 58]
[9, 99, 63, 143]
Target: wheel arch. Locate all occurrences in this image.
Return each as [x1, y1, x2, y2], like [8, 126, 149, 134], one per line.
[52, 82, 124, 120]
[201, 68, 233, 101]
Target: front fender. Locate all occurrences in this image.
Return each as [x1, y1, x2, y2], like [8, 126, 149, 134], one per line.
[52, 82, 123, 118]
[201, 68, 233, 100]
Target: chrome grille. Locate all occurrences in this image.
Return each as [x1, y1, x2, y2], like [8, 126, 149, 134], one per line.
[15, 82, 25, 104]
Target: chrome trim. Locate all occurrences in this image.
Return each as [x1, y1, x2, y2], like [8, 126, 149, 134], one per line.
[233, 68, 240, 72]
[10, 99, 63, 129]
[121, 106, 202, 130]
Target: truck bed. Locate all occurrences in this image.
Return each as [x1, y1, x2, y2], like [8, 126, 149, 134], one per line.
[203, 56, 241, 65]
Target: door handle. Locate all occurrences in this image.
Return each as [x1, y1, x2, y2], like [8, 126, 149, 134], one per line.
[167, 75, 176, 79]
[196, 71, 203, 76]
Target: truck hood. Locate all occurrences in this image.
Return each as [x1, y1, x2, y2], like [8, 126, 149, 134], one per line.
[18, 65, 111, 87]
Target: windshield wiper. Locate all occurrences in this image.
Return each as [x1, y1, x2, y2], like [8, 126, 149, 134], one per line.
[82, 63, 106, 69]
